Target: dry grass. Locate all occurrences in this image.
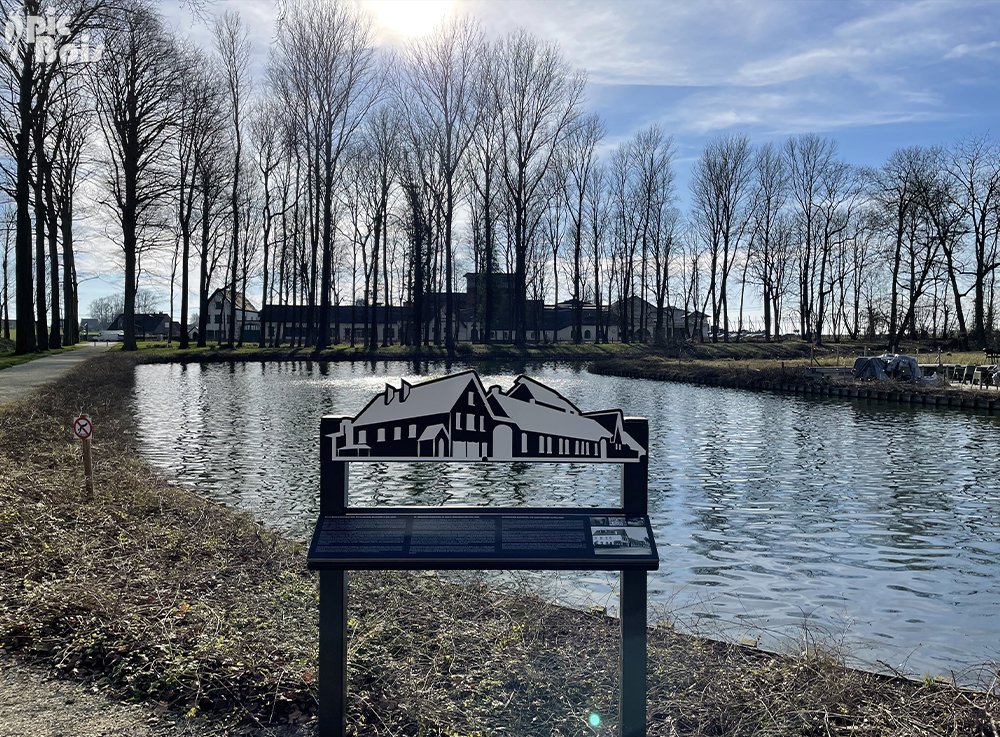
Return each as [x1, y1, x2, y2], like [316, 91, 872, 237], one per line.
[0, 353, 997, 735]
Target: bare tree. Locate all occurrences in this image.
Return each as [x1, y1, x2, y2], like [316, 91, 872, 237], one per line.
[249, 99, 282, 348]
[866, 147, 935, 351]
[466, 40, 502, 343]
[0, 0, 101, 353]
[1, 206, 11, 339]
[213, 9, 250, 348]
[749, 142, 787, 341]
[91, 0, 178, 351]
[947, 134, 1000, 347]
[785, 134, 836, 341]
[494, 30, 583, 345]
[691, 134, 754, 342]
[398, 16, 481, 352]
[49, 76, 90, 345]
[560, 113, 603, 343]
[175, 46, 225, 348]
[813, 158, 860, 344]
[270, 0, 379, 350]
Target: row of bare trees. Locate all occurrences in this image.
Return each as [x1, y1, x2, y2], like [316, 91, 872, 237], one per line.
[3, 0, 999, 355]
[691, 132, 1000, 349]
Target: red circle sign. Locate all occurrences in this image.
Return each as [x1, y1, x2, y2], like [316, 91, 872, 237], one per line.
[73, 415, 93, 441]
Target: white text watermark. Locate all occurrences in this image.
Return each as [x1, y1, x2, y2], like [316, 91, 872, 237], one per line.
[4, 11, 102, 64]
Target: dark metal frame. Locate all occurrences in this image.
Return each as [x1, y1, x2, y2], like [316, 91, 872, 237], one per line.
[314, 414, 652, 737]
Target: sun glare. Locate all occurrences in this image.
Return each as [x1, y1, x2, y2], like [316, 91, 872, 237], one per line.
[363, 0, 457, 42]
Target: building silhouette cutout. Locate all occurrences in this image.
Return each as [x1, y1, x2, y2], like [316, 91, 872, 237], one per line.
[330, 370, 645, 462]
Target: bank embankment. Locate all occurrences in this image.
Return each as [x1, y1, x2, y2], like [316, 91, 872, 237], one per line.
[131, 341, 653, 366]
[591, 355, 1000, 413]
[1, 353, 998, 736]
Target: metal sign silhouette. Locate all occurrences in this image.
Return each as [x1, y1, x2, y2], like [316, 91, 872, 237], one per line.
[329, 371, 645, 462]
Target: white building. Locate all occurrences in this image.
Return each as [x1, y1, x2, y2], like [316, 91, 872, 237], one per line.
[204, 288, 260, 343]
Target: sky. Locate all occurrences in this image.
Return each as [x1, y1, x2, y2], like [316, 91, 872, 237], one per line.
[50, 0, 1000, 319]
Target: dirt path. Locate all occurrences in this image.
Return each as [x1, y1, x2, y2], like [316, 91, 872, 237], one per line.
[0, 650, 201, 737]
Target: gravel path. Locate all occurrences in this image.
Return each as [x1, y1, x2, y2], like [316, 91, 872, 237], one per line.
[0, 343, 116, 406]
[0, 651, 197, 737]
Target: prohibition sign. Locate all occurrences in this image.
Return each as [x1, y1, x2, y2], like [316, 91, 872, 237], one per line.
[73, 415, 93, 441]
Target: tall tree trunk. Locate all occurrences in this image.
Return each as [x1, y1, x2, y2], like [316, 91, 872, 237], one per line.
[45, 159, 61, 347]
[33, 107, 49, 350]
[197, 183, 211, 348]
[14, 37, 36, 354]
[59, 196, 77, 345]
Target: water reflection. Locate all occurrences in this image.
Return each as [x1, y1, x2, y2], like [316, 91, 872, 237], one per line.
[133, 361, 1000, 681]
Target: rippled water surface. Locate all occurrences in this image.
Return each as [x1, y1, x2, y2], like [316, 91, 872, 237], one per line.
[134, 361, 1000, 681]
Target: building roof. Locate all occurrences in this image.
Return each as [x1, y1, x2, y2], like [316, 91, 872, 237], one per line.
[209, 288, 258, 313]
[347, 370, 644, 454]
[108, 312, 174, 333]
[353, 372, 483, 427]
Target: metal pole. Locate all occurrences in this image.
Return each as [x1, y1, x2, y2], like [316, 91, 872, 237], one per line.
[319, 417, 349, 737]
[620, 418, 648, 737]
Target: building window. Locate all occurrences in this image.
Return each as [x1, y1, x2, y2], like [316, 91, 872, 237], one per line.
[358, 430, 367, 445]
[585, 330, 591, 339]
[409, 424, 417, 438]
[478, 415, 484, 431]
[546, 436, 552, 454]
[521, 435, 528, 453]
[468, 390, 474, 404]
[378, 428, 386, 442]
[394, 427, 401, 441]
[538, 435, 544, 453]
[466, 412, 475, 430]
[455, 413, 462, 430]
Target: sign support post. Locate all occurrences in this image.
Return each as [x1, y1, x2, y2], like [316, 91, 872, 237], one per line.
[72, 414, 95, 500]
[620, 417, 649, 737]
[319, 417, 348, 737]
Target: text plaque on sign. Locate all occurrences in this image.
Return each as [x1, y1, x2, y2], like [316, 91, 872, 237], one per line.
[308, 512, 657, 570]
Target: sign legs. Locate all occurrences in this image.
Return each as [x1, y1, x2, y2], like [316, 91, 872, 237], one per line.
[620, 569, 646, 737]
[319, 570, 348, 737]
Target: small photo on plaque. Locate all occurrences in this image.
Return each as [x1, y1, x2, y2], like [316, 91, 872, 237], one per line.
[591, 516, 652, 555]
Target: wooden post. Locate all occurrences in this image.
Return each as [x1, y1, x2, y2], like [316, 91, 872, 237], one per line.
[319, 417, 349, 737]
[82, 437, 93, 500]
[620, 418, 648, 737]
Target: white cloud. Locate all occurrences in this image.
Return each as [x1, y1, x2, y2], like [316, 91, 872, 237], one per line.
[944, 40, 1000, 59]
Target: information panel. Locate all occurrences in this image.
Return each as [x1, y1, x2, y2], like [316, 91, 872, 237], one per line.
[308, 512, 658, 571]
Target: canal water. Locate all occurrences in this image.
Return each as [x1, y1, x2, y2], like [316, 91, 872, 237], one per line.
[133, 361, 1000, 683]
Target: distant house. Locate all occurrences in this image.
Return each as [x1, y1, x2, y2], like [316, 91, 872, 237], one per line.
[107, 312, 181, 340]
[205, 288, 260, 343]
[331, 371, 644, 462]
[609, 297, 709, 341]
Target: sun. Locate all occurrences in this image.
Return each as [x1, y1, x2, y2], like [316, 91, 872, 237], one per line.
[363, 0, 457, 42]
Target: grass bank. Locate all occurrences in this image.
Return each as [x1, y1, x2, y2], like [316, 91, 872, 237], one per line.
[1, 353, 998, 735]
[591, 339, 1000, 410]
[125, 340, 651, 365]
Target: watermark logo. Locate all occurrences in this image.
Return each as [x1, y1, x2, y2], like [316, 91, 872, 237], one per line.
[3, 11, 102, 64]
